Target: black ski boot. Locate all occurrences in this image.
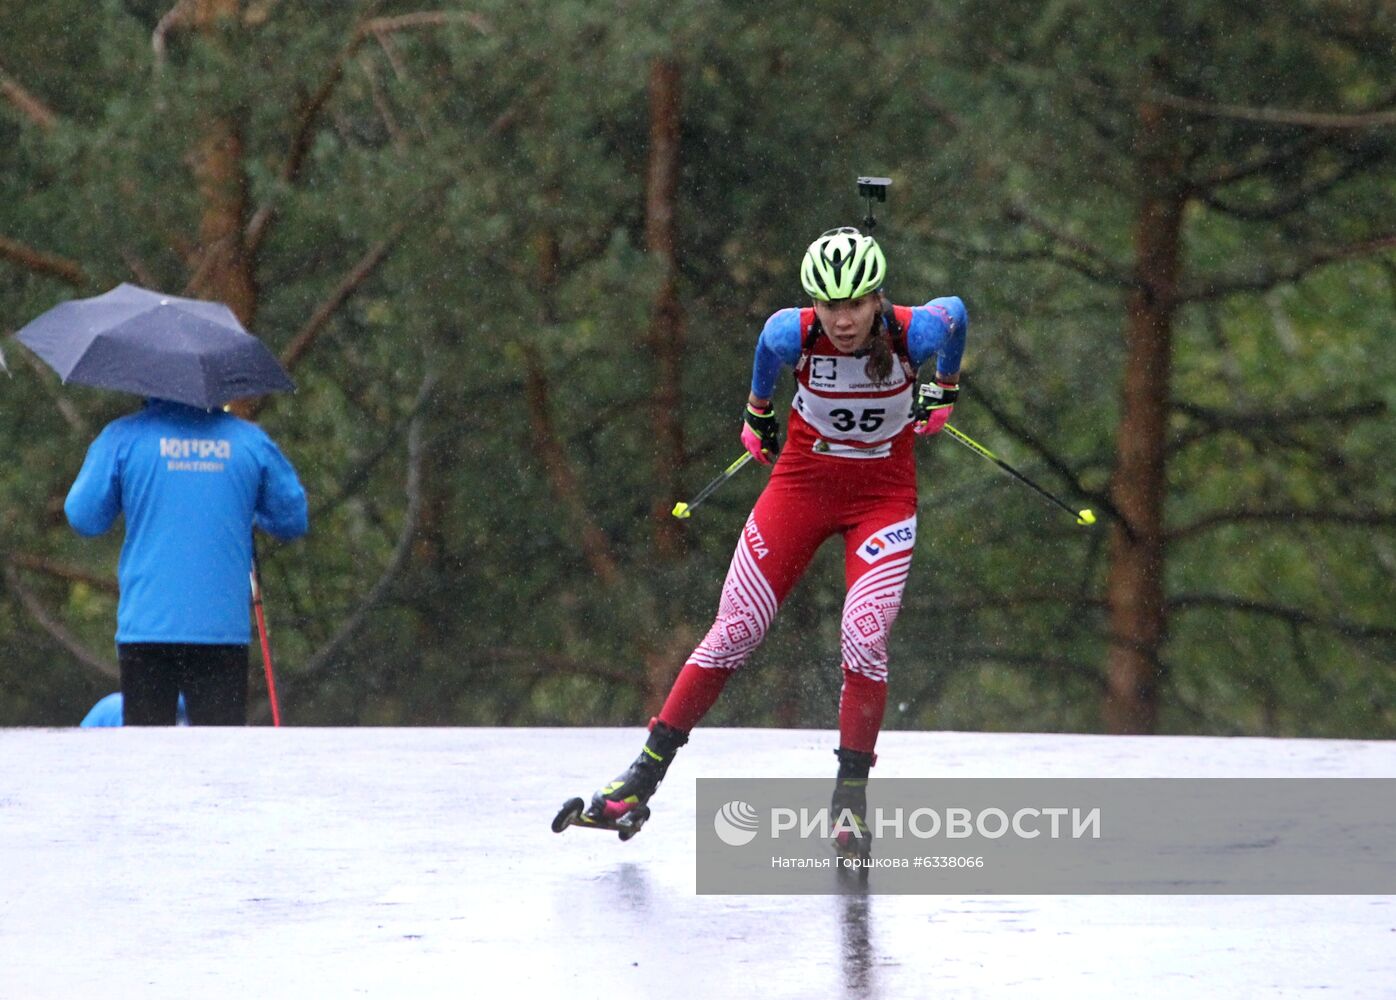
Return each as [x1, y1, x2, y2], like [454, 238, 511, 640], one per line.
[831, 747, 876, 866]
[585, 719, 689, 829]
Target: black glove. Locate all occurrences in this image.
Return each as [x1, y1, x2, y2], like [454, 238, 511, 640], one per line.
[741, 403, 781, 464]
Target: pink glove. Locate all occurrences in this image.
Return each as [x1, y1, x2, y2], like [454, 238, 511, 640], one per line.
[742, 404, 780, 465]
[741, 423, 768, 463]
[915, 406, 953, 436]
[912, 380, 959, 437]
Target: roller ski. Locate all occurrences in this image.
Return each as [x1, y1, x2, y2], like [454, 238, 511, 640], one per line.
[551, 796, 652, 840]
[551, 719, 688, 842]
[830, 748, 875, 880]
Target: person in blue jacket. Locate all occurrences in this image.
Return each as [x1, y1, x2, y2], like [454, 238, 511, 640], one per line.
[81, 692, 187, 727]
[65, 399, 309, 726]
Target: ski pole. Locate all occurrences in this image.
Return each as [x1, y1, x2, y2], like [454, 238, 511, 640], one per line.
[671, 452, 754, 519]
[942, 424, 1096, 527]
[250, 536, 282, 727]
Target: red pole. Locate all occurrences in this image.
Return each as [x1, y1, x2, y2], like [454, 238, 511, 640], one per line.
[250, 546, 282, 727]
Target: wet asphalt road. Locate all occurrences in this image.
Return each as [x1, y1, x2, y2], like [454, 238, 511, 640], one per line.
[1, 727, 1392, 999]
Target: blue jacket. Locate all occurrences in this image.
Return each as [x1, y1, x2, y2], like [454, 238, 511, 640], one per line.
[80, 692, 187, 726]
[65, 401, 308, 645]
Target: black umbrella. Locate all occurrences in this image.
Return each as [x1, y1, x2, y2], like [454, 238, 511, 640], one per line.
[14, 283, 294, 409]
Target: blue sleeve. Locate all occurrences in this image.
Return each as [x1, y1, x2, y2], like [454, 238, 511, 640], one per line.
[750, 308, 803, 400]
[254, 437, 308, 541]
[906, 296, 969, 376]
[64, 425, 124, 537]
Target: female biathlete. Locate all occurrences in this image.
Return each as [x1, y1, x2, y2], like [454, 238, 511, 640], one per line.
[586, 227, 967, 855]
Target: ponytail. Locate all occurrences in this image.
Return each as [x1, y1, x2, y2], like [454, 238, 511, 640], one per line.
[862, 293, 896, 384]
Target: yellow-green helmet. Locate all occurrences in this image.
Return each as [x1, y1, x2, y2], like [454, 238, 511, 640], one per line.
[800, 227, 886, 301]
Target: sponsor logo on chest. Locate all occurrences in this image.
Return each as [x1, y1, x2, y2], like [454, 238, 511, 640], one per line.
[805, 354, 904, 394]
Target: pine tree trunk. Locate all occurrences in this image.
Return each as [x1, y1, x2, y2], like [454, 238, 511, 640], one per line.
[642, 57, 686, 715]
[1104, 101, 1185, 735]
[644, 57, 685, 564]
[526, 225, 623, 588]
[189, 0, 256, 325]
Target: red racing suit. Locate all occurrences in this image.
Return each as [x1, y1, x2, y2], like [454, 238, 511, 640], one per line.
[660, 305, 952, 751]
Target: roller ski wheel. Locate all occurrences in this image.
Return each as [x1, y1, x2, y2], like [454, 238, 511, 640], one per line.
[551, 797, 585, 833]
[551, 796, 652, 841]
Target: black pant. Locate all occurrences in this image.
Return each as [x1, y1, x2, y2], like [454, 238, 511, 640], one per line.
[118, 643, 249, 726]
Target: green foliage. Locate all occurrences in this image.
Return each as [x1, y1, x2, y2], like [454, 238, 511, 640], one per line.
[1, 0, 1391, 736]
